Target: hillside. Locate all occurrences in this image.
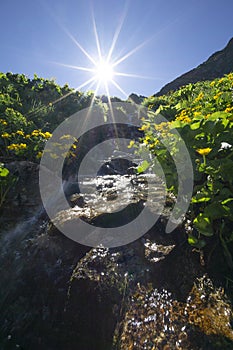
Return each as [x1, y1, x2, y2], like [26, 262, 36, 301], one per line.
[1, 71, 233, 349]
[155, 37, 233, 96]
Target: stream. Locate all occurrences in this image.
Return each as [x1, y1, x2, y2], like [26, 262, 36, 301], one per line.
[0, 160, 233, 349]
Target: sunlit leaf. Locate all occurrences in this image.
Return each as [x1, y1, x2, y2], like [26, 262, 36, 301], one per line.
[0, 167, 9, 177]
[137, 160, 150, 174]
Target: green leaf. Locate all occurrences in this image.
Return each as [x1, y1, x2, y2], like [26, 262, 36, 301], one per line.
[221, 198, 233, 205]
[204, 202, 230, 220]
[170, 120, 182, 129]
[193, 213, 213, 236]
[208, 111, 228, 121]
[188, 235, 198, 245]
[190, 122, 201, 130]
[192, 197, 211, 203]
[188, 235, 206, 248]
[191, 191, 211, 203]
[0, 167, 9, 177]
[137, 160, 150, 174]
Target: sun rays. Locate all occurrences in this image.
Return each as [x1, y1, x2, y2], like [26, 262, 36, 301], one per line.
[51, 5, 155, 102]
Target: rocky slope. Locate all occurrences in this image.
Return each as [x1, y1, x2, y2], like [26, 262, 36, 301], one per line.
[156, 37, 233, 96]
[1, 162, 233, 349]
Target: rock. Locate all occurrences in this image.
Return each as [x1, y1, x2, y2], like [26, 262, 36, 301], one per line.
[69, 193, 86, 207]
[1, 161, 233, 350]
[128, 93, 146, 104]
[117, 275, 233, 350]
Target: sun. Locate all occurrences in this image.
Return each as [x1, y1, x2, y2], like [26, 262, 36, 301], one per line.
[94, 59, 114, 84]
[53, 10, 151, 99]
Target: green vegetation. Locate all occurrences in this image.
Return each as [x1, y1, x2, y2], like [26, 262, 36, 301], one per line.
[1, 71, 233, 268]
[0, 162, 16, 209]
[0, 72, 97, 207]
[0, 72, 96, 162]
[135, 73, 233, 267]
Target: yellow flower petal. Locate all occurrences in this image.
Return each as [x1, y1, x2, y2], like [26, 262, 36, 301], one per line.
[196, 148, 212, 156]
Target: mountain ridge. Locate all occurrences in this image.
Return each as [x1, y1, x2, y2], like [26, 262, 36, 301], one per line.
[155, 37, 233, 96]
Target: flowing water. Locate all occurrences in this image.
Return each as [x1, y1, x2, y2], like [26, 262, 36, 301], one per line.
[0, 163, 233, 350]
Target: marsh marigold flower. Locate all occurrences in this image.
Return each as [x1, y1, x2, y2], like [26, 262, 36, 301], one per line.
[43, 131, 52, 139]
[225, 107, 233, 113]
[195, 92, 204, 102]
[0, 119, 7, 126]
[7, 143, 27, 151]
[31, 130, 40, 136]
[139, 124, 150, 131]
[16, 130, 24, 136]
[127, 140, 135, 148]
[1, 132, 10, 138]
[36, 151, 43, 159]
[196, 148, 212, 156]
[214, 92, 222, 100]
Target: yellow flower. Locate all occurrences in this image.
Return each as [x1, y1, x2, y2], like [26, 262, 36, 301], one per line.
[194, 112, 201, 117]
[1, 132, 10, 138]
[139, 124, 150, 131]
[176, 109, 191, 123]
[214, 92, 222, 100]
[0, 119, 7, 125]
[31, 130, 40, 136]
[225, 107, 233, 113]
[7, 143, 27, 151]
[196, 148, 212, 156]
[210, 81, 215, 87]
[25, 134, 31, 139]
[19, 143, 27, 149]
[143, 135, 151, 145]
[16, 130, 24, 136]
[154, 122, 170, 130]
[43, 131, 52, 139]
[36, 151, 43, 159]
[127, 140, 135, 148]
[195, 92, 204, 102]
[149, 140, 159, 149]
[72, 144, 77, 149]
[7, 144, 16, 150]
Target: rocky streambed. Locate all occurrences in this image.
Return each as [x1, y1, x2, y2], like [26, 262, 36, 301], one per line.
[0, 161, 233, 349]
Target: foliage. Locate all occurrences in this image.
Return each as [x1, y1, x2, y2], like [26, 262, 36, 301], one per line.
[0, 72, 95, 161]
[137, 73, 233, 266]
[1, 70, 233, 267]
[0, 163, 16, 209]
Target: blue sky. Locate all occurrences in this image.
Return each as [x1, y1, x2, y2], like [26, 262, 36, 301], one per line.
[1, 0, 233, 98]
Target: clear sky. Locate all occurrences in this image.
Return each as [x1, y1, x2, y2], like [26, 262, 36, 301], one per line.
[1, 0, 233, 98]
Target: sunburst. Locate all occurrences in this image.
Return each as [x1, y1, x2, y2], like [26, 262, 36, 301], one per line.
[52, 9, 154, 101]
[94, 59, 114, 84]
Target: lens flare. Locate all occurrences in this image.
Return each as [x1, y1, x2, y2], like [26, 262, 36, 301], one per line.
[94, 59, 114, 83]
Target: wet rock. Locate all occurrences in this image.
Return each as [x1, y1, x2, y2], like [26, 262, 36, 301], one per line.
[3, 161, 40, 208]
[117, 276, 233, 350]
[64, 247, 126, 349]
[1, 162, 233, 350]
[69, 193, 86, 207]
